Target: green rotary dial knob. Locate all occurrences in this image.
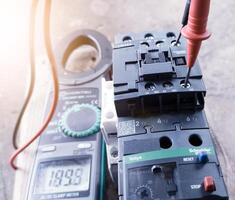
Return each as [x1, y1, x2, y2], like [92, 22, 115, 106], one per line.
[59, 104, 101, 137]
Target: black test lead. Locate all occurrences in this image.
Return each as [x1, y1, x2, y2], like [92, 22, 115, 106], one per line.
[175, 0, 191, 46]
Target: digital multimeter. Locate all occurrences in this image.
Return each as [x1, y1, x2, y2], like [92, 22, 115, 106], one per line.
[26, 30, 112, 200]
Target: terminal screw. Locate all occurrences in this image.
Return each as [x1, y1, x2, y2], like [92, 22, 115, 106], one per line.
[151, 165, 162, 174]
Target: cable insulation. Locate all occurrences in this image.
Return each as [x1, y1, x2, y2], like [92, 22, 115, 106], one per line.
[12, 0, 37, 150]
[10, 0, 59, 170]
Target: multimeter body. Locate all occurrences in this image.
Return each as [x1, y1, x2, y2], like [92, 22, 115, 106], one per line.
[26, 82, 103, 200]
[26, 30, 112, 200]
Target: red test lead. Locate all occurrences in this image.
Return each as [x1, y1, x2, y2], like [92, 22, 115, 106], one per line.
[181, 0, 211, 87]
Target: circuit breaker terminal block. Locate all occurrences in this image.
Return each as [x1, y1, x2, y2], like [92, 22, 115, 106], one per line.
[111, 31, 229, 200]
[113, 31, 206, 117]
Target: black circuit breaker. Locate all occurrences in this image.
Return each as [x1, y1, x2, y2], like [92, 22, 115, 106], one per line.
[112, 31, 229, 200]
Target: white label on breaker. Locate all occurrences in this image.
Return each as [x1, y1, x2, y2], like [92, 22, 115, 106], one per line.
[183, 157, 194, 162]
[191, 184, 201, 190]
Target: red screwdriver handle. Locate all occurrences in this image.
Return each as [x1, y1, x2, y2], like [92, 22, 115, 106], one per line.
[181, 0, 211, 67]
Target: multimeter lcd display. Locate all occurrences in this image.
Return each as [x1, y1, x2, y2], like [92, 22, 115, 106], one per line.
[34, 158, 91, 195]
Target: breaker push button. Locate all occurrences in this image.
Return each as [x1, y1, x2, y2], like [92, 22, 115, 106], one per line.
[203, 176, 216, 193]
[198, 151, 209, 163]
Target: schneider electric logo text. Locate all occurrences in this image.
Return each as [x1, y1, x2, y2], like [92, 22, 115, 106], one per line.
[189, 148, 211, 155]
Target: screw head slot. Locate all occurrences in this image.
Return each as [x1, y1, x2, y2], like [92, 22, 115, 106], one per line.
[166, 32, 176, 38]
[145, 82, 156, 91]
[180, 80, 191, 88]
[156, 40, 164, 47]
[151, 165, 162, 174]
[123, 36, 132, 42]
[141, 42, 150, 47]
[163, 81, 173, 88]
[171, 40, 181, 46]
[145, 33, 154, 40]
[110, 147, 118, 158]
